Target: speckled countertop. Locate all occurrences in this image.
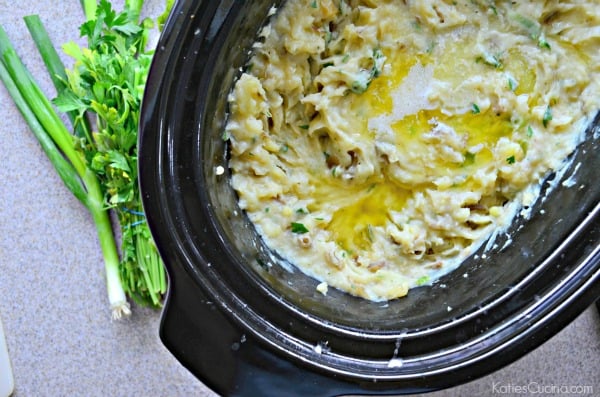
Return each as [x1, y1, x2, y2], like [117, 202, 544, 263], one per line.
[0, 1, 598, 396]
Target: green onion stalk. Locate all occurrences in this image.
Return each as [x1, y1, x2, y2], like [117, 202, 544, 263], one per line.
[0, 26, 130, 319]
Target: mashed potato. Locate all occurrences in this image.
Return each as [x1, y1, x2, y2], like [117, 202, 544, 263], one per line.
[225, 0, 600, 301]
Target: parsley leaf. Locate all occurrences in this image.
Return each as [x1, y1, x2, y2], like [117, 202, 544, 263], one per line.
[291, 222, 310, 234]
[526, 125, 534, 138]
[543, 106, 553, 128]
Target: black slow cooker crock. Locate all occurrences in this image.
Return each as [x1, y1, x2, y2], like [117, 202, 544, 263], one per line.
[138, 1, 600, 396]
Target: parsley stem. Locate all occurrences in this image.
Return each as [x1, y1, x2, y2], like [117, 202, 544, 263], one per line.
[80, 0, 98, 22]
[157, 0, 176, 31]
[125, 0, 145, 20]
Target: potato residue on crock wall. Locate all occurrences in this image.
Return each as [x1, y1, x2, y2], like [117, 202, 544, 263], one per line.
[224, 0, 600, 301]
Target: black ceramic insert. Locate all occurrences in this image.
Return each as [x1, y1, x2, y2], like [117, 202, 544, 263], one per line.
[139, 1, 600, 396]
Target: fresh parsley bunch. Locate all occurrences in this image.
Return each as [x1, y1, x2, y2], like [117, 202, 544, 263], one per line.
[56, 0, 166, 309]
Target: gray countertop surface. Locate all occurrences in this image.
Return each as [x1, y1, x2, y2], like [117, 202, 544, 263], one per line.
[0, 1, 598, 396]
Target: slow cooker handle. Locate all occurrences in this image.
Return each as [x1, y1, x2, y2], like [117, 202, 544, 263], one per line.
[160, 256, 381, 397]
[159, 256, 241, 394]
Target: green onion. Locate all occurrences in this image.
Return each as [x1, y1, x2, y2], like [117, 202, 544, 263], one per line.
[0, 25, 129, 319]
